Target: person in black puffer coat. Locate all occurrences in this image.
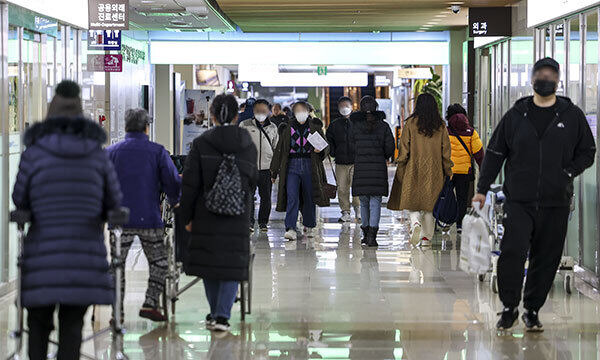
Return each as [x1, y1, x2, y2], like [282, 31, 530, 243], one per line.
[12, 80, 122, 360]
[350, 96, 395, 247]
[179, 94, 258, 332]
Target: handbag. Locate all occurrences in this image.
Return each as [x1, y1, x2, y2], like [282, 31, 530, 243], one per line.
[323, 156, 338, 199]
[433, 177, 459, 227]
[452, 133, 476, 181]
[459, 209, 492, 275]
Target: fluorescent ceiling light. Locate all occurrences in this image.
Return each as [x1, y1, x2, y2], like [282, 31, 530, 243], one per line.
[260, 72, 368, 87]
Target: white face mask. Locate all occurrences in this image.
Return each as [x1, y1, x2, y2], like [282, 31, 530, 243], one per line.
[295, 112, 309, 124]
[340, 107, 352, 116]
[255, 113, 268, 122]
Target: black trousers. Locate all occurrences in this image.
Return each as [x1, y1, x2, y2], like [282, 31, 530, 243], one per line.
[453, 174, 472, 229]
[498, 202, 570, 311]
[27, 304, 89, 360]
[250, 170, 273, 226]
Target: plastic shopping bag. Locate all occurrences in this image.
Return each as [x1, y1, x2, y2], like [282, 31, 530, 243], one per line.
[459, 213, 492, 275]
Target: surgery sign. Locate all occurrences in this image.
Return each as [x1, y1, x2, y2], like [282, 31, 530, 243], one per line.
[89, 0, 129, 30]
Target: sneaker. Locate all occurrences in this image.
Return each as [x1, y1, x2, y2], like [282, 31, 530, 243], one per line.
[419, 237, 431, 247]
[339, 212, 351, 223]
[496, 307, 519, 331]
[284, 229, 297, 241]
[205, 314, 216, 330]
[410, 222, 422, 246]
[213, 317, 231, 332]
[522, 310, 544, 332]
[139, 308, 167, 322]
[259, 224, 268, 232]
[457, 228, 462, 235]
[249, 226, 255, 232]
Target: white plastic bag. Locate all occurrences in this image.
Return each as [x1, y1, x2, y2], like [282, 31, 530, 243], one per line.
[459, 212, 492, 275]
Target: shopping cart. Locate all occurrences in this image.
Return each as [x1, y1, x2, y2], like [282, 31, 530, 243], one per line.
[7, 207, 131, 360]
[475, 185, 574, 295]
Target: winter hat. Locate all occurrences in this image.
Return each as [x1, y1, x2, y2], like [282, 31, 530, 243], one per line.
[46, 80, 83, 119]
[448, 113, 472, 132]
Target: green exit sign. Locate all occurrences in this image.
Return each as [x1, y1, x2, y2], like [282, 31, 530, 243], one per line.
[317, 66, 328, 76]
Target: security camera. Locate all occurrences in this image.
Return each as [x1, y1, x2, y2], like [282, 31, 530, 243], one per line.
[451, 5, 461, 14]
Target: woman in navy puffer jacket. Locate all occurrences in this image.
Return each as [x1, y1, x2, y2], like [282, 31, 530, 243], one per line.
[12, 81, 122, 360]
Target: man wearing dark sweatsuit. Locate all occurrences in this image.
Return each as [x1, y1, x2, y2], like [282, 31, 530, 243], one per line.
[474, 57, 596, 332]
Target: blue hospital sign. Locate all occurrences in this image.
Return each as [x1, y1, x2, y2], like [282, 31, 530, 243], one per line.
[88, 30, 122, 51]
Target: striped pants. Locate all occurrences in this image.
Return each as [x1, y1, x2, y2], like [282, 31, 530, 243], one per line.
[110, 228, 167, 312]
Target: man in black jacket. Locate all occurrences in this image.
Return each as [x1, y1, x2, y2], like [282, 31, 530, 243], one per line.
[326, 96, 360, 223]
[474, 57, 596, 332]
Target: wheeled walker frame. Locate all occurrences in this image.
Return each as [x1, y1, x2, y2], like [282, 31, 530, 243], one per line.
[476, 186, 574, 295]
[160, 202, 254, 322]
[6, 207, 131, 360]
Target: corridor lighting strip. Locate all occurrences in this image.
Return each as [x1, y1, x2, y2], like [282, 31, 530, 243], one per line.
[150, 41, 449, 65]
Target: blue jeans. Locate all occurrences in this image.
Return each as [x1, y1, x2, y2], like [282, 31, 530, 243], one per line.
[285, 157, 316, 230]
[203, 279, 238, 320]
[359, 196, 382, 228]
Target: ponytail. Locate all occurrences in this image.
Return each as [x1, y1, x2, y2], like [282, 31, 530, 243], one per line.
[210, 94, 239, 125]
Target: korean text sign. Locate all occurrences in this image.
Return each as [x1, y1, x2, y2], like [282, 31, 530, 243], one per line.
[89, 0, 129, 30]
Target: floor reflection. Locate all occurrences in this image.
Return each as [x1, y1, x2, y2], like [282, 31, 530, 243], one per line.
[2, 201, 600, 359]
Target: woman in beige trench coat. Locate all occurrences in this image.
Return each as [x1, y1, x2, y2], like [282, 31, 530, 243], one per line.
[388, 93, 453, 247]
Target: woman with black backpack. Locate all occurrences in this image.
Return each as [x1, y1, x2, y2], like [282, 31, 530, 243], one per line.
[180, 94, 258, 332]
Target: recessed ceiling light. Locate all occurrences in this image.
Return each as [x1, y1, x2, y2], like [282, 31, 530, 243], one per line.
[434, 14, 446, 18]
[141, 0, 155, 3]
[416, 30, 426, 32]
[422, 24, 433, 28]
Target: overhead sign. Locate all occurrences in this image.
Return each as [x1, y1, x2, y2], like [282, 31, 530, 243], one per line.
[87, 54, 123, 72]
[528, 0, 600, 27]
[397, 67, 433, 79]
[88, 0, 129, 30]
[88, 30, 121, 51]
[7, 0, 88, 29]
[469, 7, 512, 37]
[317, 66, 328, 76]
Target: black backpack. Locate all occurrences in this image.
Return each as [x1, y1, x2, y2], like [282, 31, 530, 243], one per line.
[205, 154, 246, 216]
[433, 177, 459, 228]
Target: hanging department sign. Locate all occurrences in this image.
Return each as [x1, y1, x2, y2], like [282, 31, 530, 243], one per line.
[89, 0, 129, 30]
[88, 30, 121, 51]
[468, 7, 512, 37]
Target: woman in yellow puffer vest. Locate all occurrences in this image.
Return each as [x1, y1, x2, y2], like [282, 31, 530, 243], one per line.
[446, 104, 484, 232]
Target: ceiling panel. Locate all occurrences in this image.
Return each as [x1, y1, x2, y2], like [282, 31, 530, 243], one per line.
[216, 0, 519, 32]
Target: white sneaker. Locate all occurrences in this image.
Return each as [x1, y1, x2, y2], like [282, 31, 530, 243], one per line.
[284, 229, 297, 241]
[340, 212, 351, 223]
[419, 238, 432, 247]
[410, 222, 422, 246]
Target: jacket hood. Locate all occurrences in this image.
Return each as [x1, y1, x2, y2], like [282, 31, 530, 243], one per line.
[350, 110, 386, 122]
[289, 116, 323, 127]
[448, 113, 473, 133]
[205, 125, 254, 154]
[513, 95, 574, 115]
[24, 116, 106, 157]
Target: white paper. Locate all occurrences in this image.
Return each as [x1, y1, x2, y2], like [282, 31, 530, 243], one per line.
[307, 132, 329, 152]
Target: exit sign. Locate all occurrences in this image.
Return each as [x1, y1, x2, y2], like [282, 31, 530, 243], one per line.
[317, 66, 328, 76]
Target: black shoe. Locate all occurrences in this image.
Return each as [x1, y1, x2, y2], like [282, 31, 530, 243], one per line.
[213, 317, 231, 332]
[496, 307, 519, 331]
[367, 227, 379, 247]
[360, 226, 370, 245]
[259, 224, 268, 232]
[205, 314, 216, 330]
[522, 309, 543, 332]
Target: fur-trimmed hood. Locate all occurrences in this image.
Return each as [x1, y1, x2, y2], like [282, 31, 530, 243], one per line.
[24, 116, 107, 158]
[350, 110, 386, 122]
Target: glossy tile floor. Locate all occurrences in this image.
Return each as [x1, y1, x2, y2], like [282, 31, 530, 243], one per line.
[3, 198, 600, 359]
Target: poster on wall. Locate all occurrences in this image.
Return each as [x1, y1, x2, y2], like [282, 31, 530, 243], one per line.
[181, 89, 215, 154]
[376, 98, 394, 129]
[88, 0, 129, 30]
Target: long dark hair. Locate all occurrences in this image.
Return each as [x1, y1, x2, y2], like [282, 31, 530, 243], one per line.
[210, 94, 239, 124]
[410, 93, 444, 137]
[360, 95, 378, 133]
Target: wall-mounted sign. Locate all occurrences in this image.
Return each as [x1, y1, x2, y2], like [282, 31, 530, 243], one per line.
[528, 0, 600, 27]
[317, 66, 328, 76]
[121, 43, 146, 64]
[88, 30, 121, 51]
[87, 54, 123, 72]
[226, 80, 235, 93]
[469, 7, 512, 37]
[397, 67, 433, 79]
[545, 23, 564, 37]
[88, 0, 129, 30]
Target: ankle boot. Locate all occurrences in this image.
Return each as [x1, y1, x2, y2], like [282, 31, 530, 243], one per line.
[367, 227, 379, 247]
[360, 226, 370, 244]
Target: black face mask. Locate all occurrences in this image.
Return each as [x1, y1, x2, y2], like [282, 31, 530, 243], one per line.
[533, 79, 557, 97]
